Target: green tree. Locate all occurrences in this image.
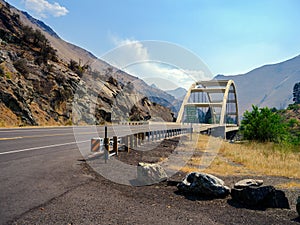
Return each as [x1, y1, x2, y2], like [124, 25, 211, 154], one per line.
[240, 105, 288, 143]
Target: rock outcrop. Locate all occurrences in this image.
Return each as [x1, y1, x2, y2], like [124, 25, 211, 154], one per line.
[177, 172, 230, 198]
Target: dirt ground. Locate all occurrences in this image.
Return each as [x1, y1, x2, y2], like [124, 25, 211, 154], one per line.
[12, 137, 300, 225]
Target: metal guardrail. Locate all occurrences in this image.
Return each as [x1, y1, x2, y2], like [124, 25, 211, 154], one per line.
[90, 125, 193, 162]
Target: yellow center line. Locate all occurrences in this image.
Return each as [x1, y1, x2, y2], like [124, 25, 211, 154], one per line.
[0, 137, 23, 141]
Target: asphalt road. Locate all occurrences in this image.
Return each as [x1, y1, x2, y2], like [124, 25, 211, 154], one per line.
[0, 124, 187, 225]
[0, 126, 89, 225]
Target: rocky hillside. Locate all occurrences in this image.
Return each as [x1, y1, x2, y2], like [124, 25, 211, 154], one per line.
[6, 0, 180, 114]
[0, 0, 175, 126]
[215, 55, 300, 115]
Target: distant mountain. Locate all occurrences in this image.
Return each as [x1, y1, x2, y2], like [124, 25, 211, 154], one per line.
[215, 55, 300, 115]
[166, 87, 187, 100]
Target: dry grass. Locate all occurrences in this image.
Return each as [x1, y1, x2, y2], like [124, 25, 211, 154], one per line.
[170, 134, 300, 179]
[220, 141, 300, 179]
[0, 103, 20, 127]
[168, 135, 253, 176]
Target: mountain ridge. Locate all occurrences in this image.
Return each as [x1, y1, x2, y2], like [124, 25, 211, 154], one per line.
[0, 0, 176, 126]
[7, 1, 180, 114]
[166, 87, 187, 100]
[215, 54, 300, 115]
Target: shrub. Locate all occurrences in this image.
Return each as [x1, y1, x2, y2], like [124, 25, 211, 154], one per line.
[68, 59, 89, 78]
[13, 58, 29, 75]
[240, 105, 288, 143]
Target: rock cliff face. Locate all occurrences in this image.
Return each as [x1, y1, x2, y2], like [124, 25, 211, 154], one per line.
[0, 1, 174, 126]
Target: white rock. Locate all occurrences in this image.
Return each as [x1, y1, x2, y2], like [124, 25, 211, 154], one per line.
[234, 179, 263, 189]
[137, 162, 168, 185]
[177, 172, 230, 198]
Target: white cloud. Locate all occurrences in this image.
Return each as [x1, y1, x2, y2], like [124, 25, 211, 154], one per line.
[103, 37, 212, 90]
[23, 0, 69, 18]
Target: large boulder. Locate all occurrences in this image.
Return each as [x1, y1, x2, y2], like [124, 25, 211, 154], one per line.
[231, 186, 289, 209]
[297, 196, 300, 216]
[234, 179, 263, 189]
[137, 162, 168, 185]
[177, 172, 230, 198]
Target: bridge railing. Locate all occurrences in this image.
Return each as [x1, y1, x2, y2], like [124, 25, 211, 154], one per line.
[90, 125, 193, 161]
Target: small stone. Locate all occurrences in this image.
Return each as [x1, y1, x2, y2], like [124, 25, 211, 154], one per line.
[234, 179, 263, 189]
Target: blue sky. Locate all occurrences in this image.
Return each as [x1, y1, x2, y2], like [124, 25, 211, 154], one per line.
[5, 0, 300, 89]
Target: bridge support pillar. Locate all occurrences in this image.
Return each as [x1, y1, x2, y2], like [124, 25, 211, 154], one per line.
[210, 126, 226, 139]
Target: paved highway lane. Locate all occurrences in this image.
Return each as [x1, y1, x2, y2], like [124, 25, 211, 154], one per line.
[0, 126, 94, 225]
[0, 126, 114, 224]
[0, 124, 188, 224]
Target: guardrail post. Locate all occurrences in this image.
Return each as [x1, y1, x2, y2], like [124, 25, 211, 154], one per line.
[104, 137, 109, 163]
[129, 135, 133, 151]
[124, 135, 129, 152]
[137, 133, 141, 146]
[141, 132, 145, 144]
[134, 134, 138, 147]
[113, 136, 118, 156]
[104, 126, 109, 163]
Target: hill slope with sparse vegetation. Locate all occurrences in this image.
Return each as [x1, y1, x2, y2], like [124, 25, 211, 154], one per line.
[0, 0, 175, 126]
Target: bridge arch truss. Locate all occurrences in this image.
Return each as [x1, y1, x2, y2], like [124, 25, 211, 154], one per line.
[176, 80, 239, 126]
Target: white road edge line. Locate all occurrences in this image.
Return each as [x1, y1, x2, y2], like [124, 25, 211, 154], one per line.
[0, 140, 90, 156]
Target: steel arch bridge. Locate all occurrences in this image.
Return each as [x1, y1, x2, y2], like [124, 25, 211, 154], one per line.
[176, 80, 239, 138]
